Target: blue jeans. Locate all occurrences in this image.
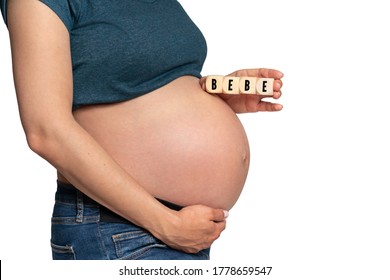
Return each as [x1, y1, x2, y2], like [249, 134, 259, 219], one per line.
[51, 182, 210, 260]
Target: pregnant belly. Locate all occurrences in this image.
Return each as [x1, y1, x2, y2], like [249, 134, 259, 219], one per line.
[73, 76, 250, 210]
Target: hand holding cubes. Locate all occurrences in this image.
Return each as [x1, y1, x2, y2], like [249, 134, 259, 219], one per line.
[205, 76, 274, 96]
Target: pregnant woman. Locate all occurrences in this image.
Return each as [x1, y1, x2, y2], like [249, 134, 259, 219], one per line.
[1, 0, 283, 259]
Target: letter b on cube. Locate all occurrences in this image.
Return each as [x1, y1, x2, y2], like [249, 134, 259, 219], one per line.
[205, 75, 224, 94]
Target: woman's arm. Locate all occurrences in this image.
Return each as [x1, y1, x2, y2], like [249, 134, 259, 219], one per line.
[200, 68, 284, 113]
[7, 0, 226, 253]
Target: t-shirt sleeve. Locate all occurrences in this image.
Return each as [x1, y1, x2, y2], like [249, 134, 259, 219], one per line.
[0, 0, 77, 32]
[39, 0, 77, 32]
[0, 0, 7, 25]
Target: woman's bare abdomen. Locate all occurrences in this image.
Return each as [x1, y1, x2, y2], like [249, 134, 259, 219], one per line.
[71, 76, 250, 210]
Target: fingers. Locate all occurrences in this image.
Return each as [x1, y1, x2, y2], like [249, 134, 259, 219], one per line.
[214, 219, 227, 233]
[211, 220, 226, 244]
[171, 206, 228, 253]
[199, 219, 226, 252]
[274, 79, 283, 92]
[260, 68, 284, 79]
[184, 219, 227, 254]
[257, 100, 283, 111]
[228, 68, 284, 80]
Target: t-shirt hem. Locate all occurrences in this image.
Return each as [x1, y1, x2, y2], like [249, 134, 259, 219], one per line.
[72, 72, 202, 111]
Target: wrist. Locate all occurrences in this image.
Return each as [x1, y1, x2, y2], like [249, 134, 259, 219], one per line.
[141, 201, 180, 241]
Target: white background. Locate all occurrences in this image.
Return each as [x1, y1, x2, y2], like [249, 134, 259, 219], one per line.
[1, 0, 389, 279]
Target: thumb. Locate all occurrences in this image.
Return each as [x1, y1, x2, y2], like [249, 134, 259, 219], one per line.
[199, 76, 207, 91]
[211, 209, 229, 222]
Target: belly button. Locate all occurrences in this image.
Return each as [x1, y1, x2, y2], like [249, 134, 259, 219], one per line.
[242, 151, 250, 166]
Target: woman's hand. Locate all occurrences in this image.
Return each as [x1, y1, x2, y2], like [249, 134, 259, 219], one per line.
[200, 68, 284, 114]
[152, 205, 228, 254]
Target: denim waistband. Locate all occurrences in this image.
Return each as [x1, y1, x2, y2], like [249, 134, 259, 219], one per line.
[55, 181, 183, 224]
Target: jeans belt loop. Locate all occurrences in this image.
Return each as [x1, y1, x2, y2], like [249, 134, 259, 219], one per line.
[76, 190, 84, 223]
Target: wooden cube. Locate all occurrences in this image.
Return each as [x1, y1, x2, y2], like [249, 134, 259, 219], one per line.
[239, 77, 257, 94]
[205, 75, 224, 93]
[256, 78, 274, 96]
[222, 76, 240, 94]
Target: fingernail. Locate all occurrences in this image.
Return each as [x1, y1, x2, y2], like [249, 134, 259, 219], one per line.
[223, 210, 229, 218]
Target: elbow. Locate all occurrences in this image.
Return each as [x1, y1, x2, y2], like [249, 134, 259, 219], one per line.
[23, 116, 76, 163]
[25, 131, 51, 157]
[25, 129, 65, 167]
[20, 108, 75, 160]
[24, 122, 63, 160]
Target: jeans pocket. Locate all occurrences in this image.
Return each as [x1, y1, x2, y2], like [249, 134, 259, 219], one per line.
[112, 230, 166, 260]
[51, 242, 76, 260]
